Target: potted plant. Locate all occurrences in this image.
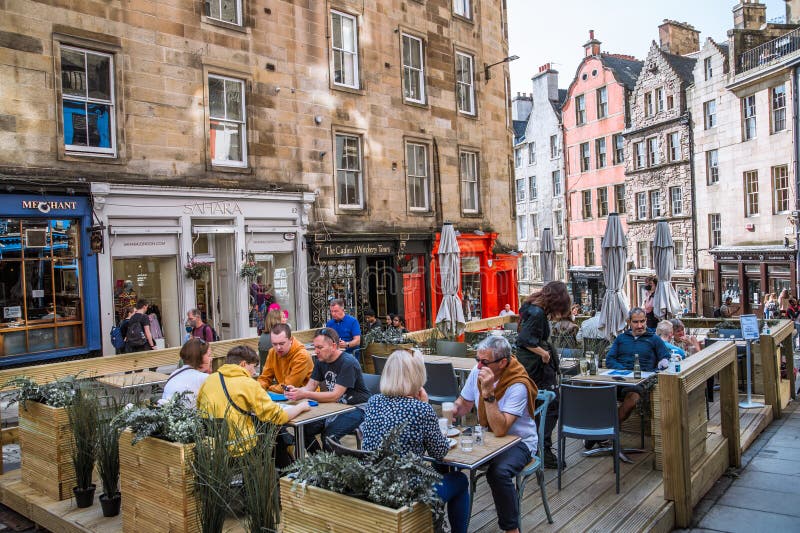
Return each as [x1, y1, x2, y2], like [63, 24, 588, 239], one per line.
[191, 416, 236, 533]
[96, 398, 123, 517]
[236, 420, 282, 532]
[4, 375, 78, 500]
[363, 326, 413, 373]
[185, 257, 212, 280]
[66, 384, 99, 508]
[282, 426, 441, 532]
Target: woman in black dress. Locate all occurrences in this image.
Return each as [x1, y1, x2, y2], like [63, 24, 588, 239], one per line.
[516, 281, 572, 469]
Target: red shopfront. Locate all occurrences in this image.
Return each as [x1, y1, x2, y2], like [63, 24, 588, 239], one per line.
[430, 232, 519, 321]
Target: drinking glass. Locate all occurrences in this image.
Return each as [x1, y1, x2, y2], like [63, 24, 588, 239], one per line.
[460, 431, 473, 452]
[473, 425, 484, 446]
[579, 358, 589, 376]
[438, 418, 449, 437]
[442, 401, 455, 428]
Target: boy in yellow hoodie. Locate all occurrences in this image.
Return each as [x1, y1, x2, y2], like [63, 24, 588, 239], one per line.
[257, 324, 313, 393]
[197, 345, 309, 462]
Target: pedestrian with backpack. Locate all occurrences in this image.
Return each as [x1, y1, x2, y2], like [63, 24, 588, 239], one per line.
[125, 299, 156, 352]
[111, 306, 134, 354]
[187, 308, 217, 343]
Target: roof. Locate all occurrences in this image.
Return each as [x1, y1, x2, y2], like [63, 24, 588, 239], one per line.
[599, 54, 643, 91]
[513, 120, 527, 144]
[661, 50, 697, 84]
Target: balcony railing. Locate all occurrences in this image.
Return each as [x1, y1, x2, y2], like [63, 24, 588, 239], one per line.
[737, 27, 800, 74]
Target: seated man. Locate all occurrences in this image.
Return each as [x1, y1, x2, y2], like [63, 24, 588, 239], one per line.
[197, 345, 309, 464]
[285, 328, 371, 453]
[257, 324, 314, 394]
[655, 320, 686, 359]
[450, 336, 538, 533]
[601, 307, 671, 443]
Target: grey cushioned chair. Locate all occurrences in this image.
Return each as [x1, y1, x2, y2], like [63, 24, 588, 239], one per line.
[362, 373, 381, 396]
[424, 361, 459, 405]
[435, 340, 468, 358]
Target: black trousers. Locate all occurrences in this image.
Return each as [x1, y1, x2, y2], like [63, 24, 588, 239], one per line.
[538, 386, 559, 451]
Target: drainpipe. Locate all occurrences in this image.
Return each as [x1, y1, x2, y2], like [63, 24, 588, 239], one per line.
[793, 66, 800, 299]
[686, 110, 700, 315]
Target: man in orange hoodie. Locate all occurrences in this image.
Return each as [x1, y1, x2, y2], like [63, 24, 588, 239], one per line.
[258, 323, 313, 393]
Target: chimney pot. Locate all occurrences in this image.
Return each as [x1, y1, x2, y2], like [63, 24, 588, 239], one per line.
[589, 30, 595, 39]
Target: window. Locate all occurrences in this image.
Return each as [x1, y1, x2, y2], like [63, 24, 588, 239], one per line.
[613, 134, 624, 164]
[515, 176, 526, 202]
[655, 87, 665, 113]
[460, 151, 479, 213]
[647, 137, 660, 166]
[554, 209, 563, 236]
[742, 95, 756, 140]
[668, 132, 681, 162]
[597, 187, 609, 217]
[667, 95, 674, 110]
[331, 11, 359, 89]
[650, 190, 662, 218]
[550, 135, 560, 158]
[531, 254, 541, 280]
[595, 137, 607, 168]
[704, 57, 713, 80]
[744, 170, 759, 216]
[208, 74, 247, 167]
[551, 170, 562, 196]
[670, 186, 683, 216]
[634, 141, 646, 169]
[520, 255, 530, 280]
[773, 165, 790, 213]
[580, 142, 590, 171]
[706, 150, 719, 184]
[205, 0, 242, 25]
[709, 213, 721, 247]
[575, 94, 586, 125]
[514, 147, 522, 167]
[402, 34, 425, 103]
[455, 52, 475, 114]
[60, 46, 116, 156]
[615, 184, 626, 214]
[530, 214, 539, 238]
[771, 84, 786, 133]
[406, 142, 429, 211]
[596, 86, 608, 119]
[637, 241, 650, 269]
[636, 191, 647, 220]
[674, 240, 685, 270]
[584, 238, 595, 265]
[527, 142, 536, 165]
[453, 0, 471, 19]
[644, 92, 653, 117]
[335, 133, 364, 209]
[517, 216, 527, 240]
[529, 175, 538, 200]
[703, 100, 717, 129]
[581, 190, 592, 219]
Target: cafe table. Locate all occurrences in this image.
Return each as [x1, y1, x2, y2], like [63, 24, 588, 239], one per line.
[568, 369, 656, 462]
[282, 402, 357, 459]
[96, 370, 171, 398]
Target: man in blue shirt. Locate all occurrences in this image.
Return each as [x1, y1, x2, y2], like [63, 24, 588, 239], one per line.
[325, 299, 361, 355]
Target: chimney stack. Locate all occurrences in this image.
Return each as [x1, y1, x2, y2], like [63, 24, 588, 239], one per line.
[786, 0, 800, 24]
[533, 63, 560, 103]
[659, 20, 700, 56]
[733, 0, 766, 30]
[584, 30, 601, 57]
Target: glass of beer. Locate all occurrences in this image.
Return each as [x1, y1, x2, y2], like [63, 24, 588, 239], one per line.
[442, 402, 455, 428]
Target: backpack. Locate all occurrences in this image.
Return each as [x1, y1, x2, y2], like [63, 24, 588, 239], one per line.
[204, 324, 220, 342]
[713, 307, 722, 318]
[110, 325, 126, 350]
[126, 315, 147, 346]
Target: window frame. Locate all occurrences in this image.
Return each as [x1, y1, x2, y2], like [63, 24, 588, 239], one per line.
[529, 175, 537, 200]
[514, 147, 522, 168]
[554, 209, 563, 236]
[550, 134, 560, 158]
[667, 131, 681, 162]
[637, 241, 650, 269]
[530, 213, 539, 239]
[771, 84, 786, 133]
[204, 0, 243, 27]
[772, 165, 790, 214]
[551, 170, 562, 196]
[405, 141, 430, 212]
[401, 32, 426, 105]
[655, 87, 665, 113]
[674, 240, 686, 270]
[613, 134, 624, 164]
[579, 142, 590, 172]
[517, 215, 527, 241]
[581, 190, 592, 219]
[459, 149, 480, 214]
[614, 184, 626, 214]
[527, 141, 536, 165]
[709, 213, 721, 248]
[330, 10, 360, 90]
[452, 0, 472, 20]
[515, 176, 526, 203]
[636, 191, 647, 220]
[704, 57, 713, 80]
[207, 73, 248, 168]
[596, 86, 608, 119]
[742, 94, 757, 141]
[584, 238, 595, 266]
[575, 94, 586, 125]
[744, 170, 759, 217]
[634, 140, 646, 169]
[455, 51, 476, 115]
[670, 186, 683, 216]
[646, 136, 660, 166]
[597, 186, 609, 217]
[650, 189, 662, 218]
[644, 91, 653, 117]
[706, 149, 719, 185]
[703, 99, 717, 129]
[595, 137, 607, 168]
[334, 132, 366, 210]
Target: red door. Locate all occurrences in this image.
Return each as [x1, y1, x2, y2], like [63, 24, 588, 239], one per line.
[403, 269, 425, 331]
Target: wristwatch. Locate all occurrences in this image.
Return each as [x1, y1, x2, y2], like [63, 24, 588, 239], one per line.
[483, 394, 496, 403]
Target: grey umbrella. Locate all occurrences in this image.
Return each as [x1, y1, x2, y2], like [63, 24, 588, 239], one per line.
[539, 227, 555, 284]
[597, 213, 629, 340]
[653, 221, 682, 319]
[435, 223, 466, 338]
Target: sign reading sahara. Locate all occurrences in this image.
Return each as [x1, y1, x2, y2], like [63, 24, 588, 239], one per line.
[319, 242, 394, 256]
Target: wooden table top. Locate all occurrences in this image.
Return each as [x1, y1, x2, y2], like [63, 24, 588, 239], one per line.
[436, 431, 521, 470]
[96, 371, 171, 389]
[569, 370, 655, 387]
[423, 355, 476, 372]
[283, 401, 357, 426]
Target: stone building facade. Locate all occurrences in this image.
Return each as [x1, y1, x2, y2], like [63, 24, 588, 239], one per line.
[0, 0, 516, 361]
[624, 26, 698, 314]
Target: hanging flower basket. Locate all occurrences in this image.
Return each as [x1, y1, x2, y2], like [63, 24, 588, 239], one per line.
[184, 258, 212, 280]
[239, 253, 260, 280]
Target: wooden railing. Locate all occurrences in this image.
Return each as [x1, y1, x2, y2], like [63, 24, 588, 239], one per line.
[752, 320, 796, 418]
[658, 340, 741, 528]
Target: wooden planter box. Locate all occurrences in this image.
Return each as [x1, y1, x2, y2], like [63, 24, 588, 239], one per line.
[19, 401, 75, 500]
[119, 430, 198, 533]
[280, 477, 432, 532]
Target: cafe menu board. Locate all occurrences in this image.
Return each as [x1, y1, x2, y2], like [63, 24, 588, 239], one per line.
[740, 314, 760, 340]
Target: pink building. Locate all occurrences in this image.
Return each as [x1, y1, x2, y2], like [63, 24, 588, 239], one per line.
[562, 31, 642, 310]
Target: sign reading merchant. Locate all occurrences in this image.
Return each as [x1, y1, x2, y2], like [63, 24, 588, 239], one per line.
[21, 200, 78, 214]
[319, 242, 394, 257]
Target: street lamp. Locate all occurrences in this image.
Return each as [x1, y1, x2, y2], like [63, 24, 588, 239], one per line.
[484, 55, 519, 80]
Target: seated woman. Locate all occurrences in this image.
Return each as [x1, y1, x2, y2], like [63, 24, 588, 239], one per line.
[162, 337, 212, 406]
[361, 350, 469, 533]
[391, 315, 409, 333]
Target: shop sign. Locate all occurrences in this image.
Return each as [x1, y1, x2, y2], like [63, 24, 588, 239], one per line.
[21, 200, 78, 214]
[319, 242, 394, 256]
[183, 200, 243, 215]
[461, 256, 480, 273]
[111, 234, 178, 257]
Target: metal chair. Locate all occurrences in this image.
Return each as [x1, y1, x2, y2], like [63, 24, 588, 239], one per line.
[372, 355, 388, 375]
[435, 340, 468, 358]
[503, 322, 518, 331]
[424, 362, 459, 405]
[362, 373, 381, 396]
[558, 384, 620, 494]
[325, 436, 373, 459]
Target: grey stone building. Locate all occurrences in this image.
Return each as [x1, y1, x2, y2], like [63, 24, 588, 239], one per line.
[624, 23, 699, 314]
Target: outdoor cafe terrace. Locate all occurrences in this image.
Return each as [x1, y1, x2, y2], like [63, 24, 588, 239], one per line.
[0, 314, 793, 532]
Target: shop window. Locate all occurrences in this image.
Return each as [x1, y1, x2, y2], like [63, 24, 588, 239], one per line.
[331, 10, 360, 89]
[208, 74, 247, 167]
[0, 219, 83, 357]
[461, 256, 481, 321]
[311, 259, 358, 327]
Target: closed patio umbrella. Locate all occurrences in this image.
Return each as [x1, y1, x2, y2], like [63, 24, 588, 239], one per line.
[597, 213, 629, 340]
[540, 227, 556, 283]
[435, 223, 466, 338]
[653, 221, 682, 319]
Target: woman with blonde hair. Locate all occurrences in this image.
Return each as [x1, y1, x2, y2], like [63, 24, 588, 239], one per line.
[361, 350, 469, 533]
[257, 308, 284, 369]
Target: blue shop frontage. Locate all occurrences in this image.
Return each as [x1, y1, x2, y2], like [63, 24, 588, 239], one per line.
[0, 194, 101, 366]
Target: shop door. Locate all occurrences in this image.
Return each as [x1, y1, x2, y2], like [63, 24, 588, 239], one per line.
[403, 273, 424, 331]
[213, 234, 237, 340]
[745, 275, 762, 317]
[496, 270, 512, 312]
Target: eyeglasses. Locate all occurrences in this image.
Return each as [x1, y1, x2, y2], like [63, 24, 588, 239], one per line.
[475, 356, 503, 366]
[316, 328, 338, 343]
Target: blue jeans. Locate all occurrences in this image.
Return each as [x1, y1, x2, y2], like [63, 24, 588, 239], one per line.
[486, 441, 531, 531]
[435, 471, 469, 533]
[303, 407, 364, 453]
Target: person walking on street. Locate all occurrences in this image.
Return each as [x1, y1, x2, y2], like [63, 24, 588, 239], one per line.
[187, 308, 215, 343]
[125, 299, 156, 352]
